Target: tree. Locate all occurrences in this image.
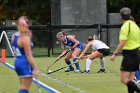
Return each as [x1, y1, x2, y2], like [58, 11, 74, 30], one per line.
[107, 0, 140, 23]
[0, 0, 51, 24]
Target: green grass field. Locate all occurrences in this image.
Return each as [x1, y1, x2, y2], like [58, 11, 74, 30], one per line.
[0, 56, 130, 93]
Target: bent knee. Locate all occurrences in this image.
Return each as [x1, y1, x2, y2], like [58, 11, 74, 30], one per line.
[120, 78, 129, 85]
[64, 58, 70, 62]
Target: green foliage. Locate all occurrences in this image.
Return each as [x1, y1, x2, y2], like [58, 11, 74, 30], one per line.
[0, 0, 9, 3]
[1, 0, 140, 24]
[107, 0, 140, 23]
[0, 0, 51, 25]
[27, 0, 51, 25]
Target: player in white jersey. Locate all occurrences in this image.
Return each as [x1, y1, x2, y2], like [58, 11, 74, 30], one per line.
[77, 36, 110, 73]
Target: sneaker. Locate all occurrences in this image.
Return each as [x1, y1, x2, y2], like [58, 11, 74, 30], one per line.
[97, 69, 106, 73]
[65, 68, 74, 72]
[74, 69, 81, 73]
[81, 70, 90, 74]
[136, 80, 140, 85]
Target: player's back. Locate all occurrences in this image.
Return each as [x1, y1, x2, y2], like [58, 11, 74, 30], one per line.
[12, 32, 26, 57]
[12, 32, 33, 76]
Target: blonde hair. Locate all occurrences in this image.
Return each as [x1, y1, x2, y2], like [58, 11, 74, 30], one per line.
[56, 31, 66, 38]
[17, 16, 29, 34]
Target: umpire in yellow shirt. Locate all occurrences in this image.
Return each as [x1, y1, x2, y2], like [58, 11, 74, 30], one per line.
[111, 7, 140, 93]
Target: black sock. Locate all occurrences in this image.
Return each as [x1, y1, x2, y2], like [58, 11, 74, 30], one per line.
[66, 60, 73, 69]
[127, 84, 134, 93]
[127, 81, 140, 93]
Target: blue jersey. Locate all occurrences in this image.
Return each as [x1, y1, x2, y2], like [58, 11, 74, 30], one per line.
[62, 36, 83, 51]
[12, 32, 33, 77]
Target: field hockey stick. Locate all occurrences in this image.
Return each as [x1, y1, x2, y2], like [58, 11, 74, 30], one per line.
[47, 61, 78, 74]
[46, 48, 72, 71]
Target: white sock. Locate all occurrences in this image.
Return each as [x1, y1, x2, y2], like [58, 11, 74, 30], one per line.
[100, 58, 105, 69]
[86, 58, 92, 71]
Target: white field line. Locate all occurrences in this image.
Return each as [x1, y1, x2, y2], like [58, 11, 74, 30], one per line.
[39, 70, 86, 93]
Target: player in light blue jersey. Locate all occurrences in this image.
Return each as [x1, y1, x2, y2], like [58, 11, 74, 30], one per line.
[11, 16, 38, 93]
[56, 31, 83, 72]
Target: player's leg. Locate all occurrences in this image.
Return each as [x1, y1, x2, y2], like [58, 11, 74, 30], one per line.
[18, 77, 32, 93]
[71, 48, 81, 72]
[64, 52, 74, 72]
[97, 57, 106, 73]
[97, 49, 110, 73]
[83, 51, 103, 73]
[121, 49, 140, 93]
[121, 71, 140, 93]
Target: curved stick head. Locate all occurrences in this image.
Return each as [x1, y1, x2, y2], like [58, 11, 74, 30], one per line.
[46, 68, 49, 71]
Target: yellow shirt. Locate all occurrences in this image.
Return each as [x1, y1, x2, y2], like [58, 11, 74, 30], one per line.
[119, 20, 140, 50]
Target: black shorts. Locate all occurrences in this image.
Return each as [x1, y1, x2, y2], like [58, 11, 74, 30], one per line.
[97, 48, 110, 56]
[120, 48, 140, 71]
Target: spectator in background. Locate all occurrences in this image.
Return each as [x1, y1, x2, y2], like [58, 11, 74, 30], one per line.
[11, 16, 38, 93]
[111, 7, 140, 93]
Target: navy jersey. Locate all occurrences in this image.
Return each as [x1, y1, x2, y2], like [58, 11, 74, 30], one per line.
[62, 36, 83, 51]
[12, 32, 33, 77]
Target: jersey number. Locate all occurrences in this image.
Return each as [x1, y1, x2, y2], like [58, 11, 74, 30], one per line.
[12, 46, 22, 56]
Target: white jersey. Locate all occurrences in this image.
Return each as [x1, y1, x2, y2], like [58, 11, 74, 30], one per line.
[91, 40, 109, 50]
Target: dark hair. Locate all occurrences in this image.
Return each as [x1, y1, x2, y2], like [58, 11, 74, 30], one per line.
[120, 7, 131, 20]
[61, 31, 66, 35]
[130, 16, 134, 21]
[88, 36, 94, 41]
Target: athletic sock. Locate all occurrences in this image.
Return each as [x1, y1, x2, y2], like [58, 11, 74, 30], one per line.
[127, 85, 134, 93]
[86, 58, 92, 71]
[127, 81, 140, 93]
[66, 60, 73, 69]
[100, 58, 105, 69]
[135, 69, 140, 80]
[18, 89, 29, 93]
[73, 58, 80, 70]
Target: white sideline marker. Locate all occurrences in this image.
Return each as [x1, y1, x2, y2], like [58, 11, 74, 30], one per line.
[0, 31, 60, 92]
[0, 31, 14, 56]
[4, 62, 61, 93]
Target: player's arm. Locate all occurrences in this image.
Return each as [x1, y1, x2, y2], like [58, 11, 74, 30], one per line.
[57, 42, 67, 59]
[113, 40, 126, 55]
[82, 50, 95, 58]
[79, 42, 91, 60]
[23, 36, 38, 78]
[11, 35, 14, 44]
[67, 35, 79, 49]
[111, 40, 126, 61]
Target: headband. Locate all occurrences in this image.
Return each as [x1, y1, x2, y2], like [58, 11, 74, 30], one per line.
[19, 18, 29, 27]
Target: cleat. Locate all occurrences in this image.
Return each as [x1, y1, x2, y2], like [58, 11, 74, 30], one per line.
[65, 68, 74, 72]
[74, 69, 81, 73]
[97, 69, 106, 73]
[136, 80, 140, 85]
[81, 70, 90, 74]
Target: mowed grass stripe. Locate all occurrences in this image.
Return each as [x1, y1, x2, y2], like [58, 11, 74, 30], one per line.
[0, 56, 128, 93]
